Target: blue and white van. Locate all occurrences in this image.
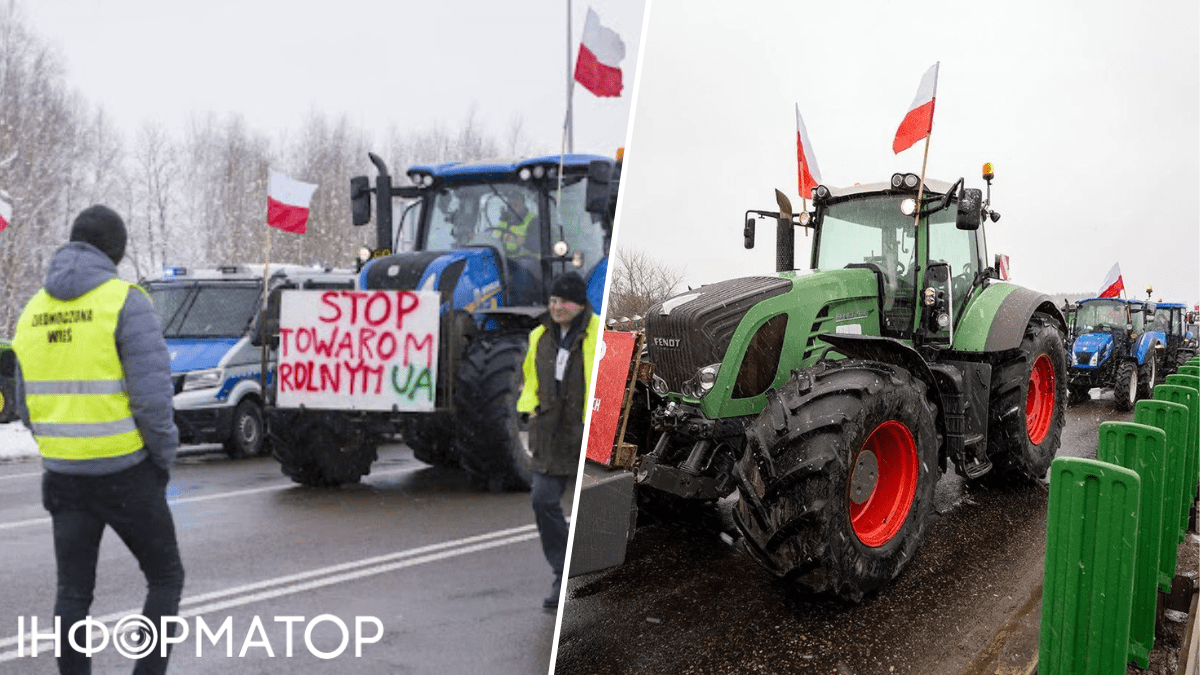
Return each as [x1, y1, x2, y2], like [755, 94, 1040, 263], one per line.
[141, 264, 356, 458]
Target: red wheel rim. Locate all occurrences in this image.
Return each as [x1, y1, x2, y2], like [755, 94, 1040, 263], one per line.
[848, 420, 919, 548]
[1026, 354, 1055, 445]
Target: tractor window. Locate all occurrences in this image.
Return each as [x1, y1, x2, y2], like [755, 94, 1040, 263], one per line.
[816, 196, 917, 333]
[927, 212, 978, 319]
[425, 182, 541, 259]
[1149, 308, 1173, 335]
[547, 176, 607, 277]
[1074, 301, 1128, 333]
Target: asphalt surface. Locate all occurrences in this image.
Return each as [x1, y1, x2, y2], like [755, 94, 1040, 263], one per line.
[0, 442, 564, 674]
[554, 391, 1135, 675]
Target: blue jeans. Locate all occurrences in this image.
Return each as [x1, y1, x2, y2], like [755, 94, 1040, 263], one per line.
[530, 472, 570, 578]
[42, 459, 185, 675]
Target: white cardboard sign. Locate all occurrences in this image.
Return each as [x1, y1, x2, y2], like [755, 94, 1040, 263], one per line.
[276, 290, 440, 411]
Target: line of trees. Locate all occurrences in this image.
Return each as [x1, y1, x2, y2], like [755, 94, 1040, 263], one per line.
[605, 246, 686, 327]
[0, 2, 537, 337]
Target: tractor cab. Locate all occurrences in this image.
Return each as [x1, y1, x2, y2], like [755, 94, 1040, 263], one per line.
[354, 154, 619, 313]
[1148, 301, 1198, 372]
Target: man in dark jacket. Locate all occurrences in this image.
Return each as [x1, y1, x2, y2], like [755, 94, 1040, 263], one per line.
[12, 205, 184, 674]
[517, 271, 600, 611]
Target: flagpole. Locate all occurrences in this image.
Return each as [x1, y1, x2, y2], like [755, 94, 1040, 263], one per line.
[565, 0, 574, 154]
[260, 214, 273, 405]
[913, 133, 932, 231]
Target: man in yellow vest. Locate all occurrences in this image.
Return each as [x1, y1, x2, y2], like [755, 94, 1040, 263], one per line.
[517, 271, 599, 611]
[11, 205, 183, 675]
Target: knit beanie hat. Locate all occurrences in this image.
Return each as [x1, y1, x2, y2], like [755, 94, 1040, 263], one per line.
[70, 204, 127, 265]
[550, 271, 588, 306]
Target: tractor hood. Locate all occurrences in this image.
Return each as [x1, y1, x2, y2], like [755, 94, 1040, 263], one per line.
[360, 248, 505, 314]
[645, 276, 793, 394]
[1071, 332, 1114, 368]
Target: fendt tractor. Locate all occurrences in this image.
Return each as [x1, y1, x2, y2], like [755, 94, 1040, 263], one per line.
[1066, 297, 1159, 410]
[262, 152, 620, 490]
[579, 165, 1068, 602]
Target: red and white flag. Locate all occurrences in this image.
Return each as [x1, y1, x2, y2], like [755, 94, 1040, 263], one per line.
[267, 171, 318, 234]
[1097, 263, 1124, 298]
[574, 8, 625, 97]
[0, 199, 10, 234]
[795, 104, 822, 198]
[893, 62, 939, 154]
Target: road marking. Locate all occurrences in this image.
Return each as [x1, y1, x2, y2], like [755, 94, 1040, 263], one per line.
[0, 466, 414, 531]
[0, 523, 540, 660]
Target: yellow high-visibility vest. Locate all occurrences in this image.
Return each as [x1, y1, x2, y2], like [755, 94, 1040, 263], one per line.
[12, 278, 145, 460]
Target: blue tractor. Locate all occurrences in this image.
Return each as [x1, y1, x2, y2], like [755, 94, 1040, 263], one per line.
[1146, 301, 1198, 375]
[1067, 297, 1159, 410]
[265, 152, 619, 489]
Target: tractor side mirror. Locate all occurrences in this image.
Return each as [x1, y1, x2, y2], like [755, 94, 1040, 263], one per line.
[585, 160, 613, 214]
[350, 176, 372, 226]
[0, 349, 14, 378]
[744, 217, 755, 249]
[1144, 302, 1157, 315]
[955, 188, 983, 230]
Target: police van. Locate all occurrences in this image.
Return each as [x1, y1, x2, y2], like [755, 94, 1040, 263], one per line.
[142, 264, 356, 458]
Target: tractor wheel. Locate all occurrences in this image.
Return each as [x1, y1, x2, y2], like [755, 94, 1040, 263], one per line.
[981, 314, 1067, 484]
[223, 399, 265, 459]
[1137, 350, 1157, 400]
[733, 359, 938, 603]
[452, 332, 532, 491]
[270, 411, 379, 487]
[0, 376, 16, 423]
[1113, 360, 1138, 411]
[400, 415, 459, 469]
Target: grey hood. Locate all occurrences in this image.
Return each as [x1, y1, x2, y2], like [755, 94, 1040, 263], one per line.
[44, 242, 119, 301]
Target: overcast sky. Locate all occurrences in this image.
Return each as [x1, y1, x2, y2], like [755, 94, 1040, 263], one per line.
[19, 0, 644, 157]
[616, 0, 1200, 307]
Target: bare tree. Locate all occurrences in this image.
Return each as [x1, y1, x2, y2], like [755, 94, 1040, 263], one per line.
[606, 246, 687, 326]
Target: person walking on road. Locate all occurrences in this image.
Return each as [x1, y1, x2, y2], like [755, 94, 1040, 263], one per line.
[10, 205, 184, 674]
[517, 271, 599, 611]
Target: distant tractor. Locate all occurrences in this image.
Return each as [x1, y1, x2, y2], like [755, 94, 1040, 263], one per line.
[263, 152, 620, 490]
[1146, 301, 1198, 375]
[1066, 297, 1159, 410]
[577, 165, 1068, 602]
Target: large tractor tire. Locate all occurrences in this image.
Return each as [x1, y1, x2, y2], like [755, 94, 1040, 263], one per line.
[1137, 349, 1157, 400]
[0, 376, 16, 423]
[1113, 360, 1138, 412]
[223, 398, 265, 459]
[269, 411, 379, 487]
[452, 332, 532, 491]
[400, 415, 459, 469]
[734, 359, 938, 603]
[981, 314, 1067, 484]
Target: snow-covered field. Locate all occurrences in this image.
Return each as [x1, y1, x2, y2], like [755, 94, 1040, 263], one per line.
[0, 422, 40, 461]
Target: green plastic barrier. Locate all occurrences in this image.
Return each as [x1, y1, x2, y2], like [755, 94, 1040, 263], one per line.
[1134, 399, 1190, 589]
[1156, 381, 1199, 531]
[1040, 457, 1140, 675]
[1180, 365, 1200, 378]
[1097, 422, 1166, 668]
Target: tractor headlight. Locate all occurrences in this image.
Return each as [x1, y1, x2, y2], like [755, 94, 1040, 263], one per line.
[182, 368, 223, 392]
[651, 374, 669, 396]
[901, 198, 917, 216]
[533, 165, 546, 179]
[518, 168, 532, 181]
[936, 313, 950, 328]
[553, 240, 570, 257]
[682, 364, 721, 399]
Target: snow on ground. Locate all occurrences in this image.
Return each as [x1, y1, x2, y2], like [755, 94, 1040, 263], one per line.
[0, 422, 40, 461]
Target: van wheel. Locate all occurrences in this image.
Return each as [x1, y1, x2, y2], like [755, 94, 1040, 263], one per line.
[224, 399, 264, 459]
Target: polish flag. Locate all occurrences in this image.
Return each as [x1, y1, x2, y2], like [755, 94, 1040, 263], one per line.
[893, 63, 939, 154]
[574, 8, 625, 97]
[267, 171, 318, 234]
[1097, 263, 1124, 298]
[795, 104, 822, 199]
[0, 199, 10, 234]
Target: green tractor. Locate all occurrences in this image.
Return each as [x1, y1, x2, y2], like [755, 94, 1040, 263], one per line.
[596, 165, 1067, 602]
